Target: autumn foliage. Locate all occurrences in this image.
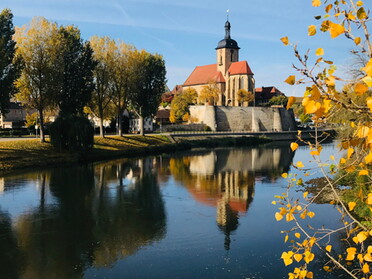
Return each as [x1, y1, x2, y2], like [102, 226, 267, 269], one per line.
[276, 0, 372, 278]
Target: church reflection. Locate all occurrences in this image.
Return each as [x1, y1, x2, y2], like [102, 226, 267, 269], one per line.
[166, 145, 293, 250]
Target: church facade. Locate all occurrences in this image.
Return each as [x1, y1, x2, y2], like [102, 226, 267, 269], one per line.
[182, 20, 255, 107]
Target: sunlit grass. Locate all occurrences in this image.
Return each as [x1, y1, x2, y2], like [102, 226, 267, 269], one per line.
[0, 135, 171, 172]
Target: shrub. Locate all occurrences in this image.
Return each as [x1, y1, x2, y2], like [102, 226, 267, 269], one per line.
[50, 115, 94, 152]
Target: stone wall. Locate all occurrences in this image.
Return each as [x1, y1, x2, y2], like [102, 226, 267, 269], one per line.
[189, 105, 296, 132]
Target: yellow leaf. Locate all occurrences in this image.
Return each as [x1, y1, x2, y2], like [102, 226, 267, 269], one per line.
[308, 25, 317, 36]
[325, 4, 333, 13]
[357, 231, 369, 243]
[294, 253, 303, 262]
[287, 96, 296, 109]
[282, 173, 288, 178]
[367, 193, 372, 205]
[355, 83, 368, 95]
[356, 1, 364, 6]
[326, 245, 332, 252]
[323, 266, 330, 272]
[347, 148, 354, 159]
[329, 22, 345, 38]
[348, 202, 357, 211]
[306, 271, 314, 279]
[340, 158, 346, 164]
[346, 247, 357, 260]
[315, 48, 324, 56]
[362, 263, 370, 274]
[367, 97, 372, 112]
[357, 7, 367, 20]
[304, 251, 315, 263]
[354, 37, 361, 45]
[295, 233, 301, 239]
[312, 0, 321, 7]
[281, 251, 294, 266]
[286, 213, 294, 222]
[363, 76, 372, 87]
[284, 235, 289, 243]
[285, 75, 296, 85]
[365, 254, 372, 262]
[275, 212, 283, 221]
[296, 161, 305, 168]
[271, 201, 276, 205]
[303, 192, 308, 199]
[366, 153, 372, 164]
[280, 36, 289, 46]
[363, 59, 372, 77]
[290, 142, 299, 151]
[368, 246, 372, 254]
[359, 170, 369, 176]
[307, 211, 315, 218]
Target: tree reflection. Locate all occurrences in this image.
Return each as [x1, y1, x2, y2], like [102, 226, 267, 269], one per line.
[4, 159, 166, 278]
[167, 145, 293, 250]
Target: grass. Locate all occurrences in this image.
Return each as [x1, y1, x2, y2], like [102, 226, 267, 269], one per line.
[0, 135, 171, 173]
[0, 134, 269, 174]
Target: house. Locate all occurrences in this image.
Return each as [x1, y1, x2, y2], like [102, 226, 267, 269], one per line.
[0, 102, 27, 128]
[254, 86, 285, 106]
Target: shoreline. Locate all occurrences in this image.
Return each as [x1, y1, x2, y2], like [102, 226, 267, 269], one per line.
[0, 134, 271, 176]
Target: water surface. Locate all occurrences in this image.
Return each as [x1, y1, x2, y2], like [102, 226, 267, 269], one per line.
[0, 142, 347, 278]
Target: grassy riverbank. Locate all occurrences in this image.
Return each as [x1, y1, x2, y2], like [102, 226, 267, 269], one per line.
[0, 134, 270, 174]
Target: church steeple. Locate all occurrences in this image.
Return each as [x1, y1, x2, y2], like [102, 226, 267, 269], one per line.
[224, 20, 231, 39]
[216, 18, 240, 75]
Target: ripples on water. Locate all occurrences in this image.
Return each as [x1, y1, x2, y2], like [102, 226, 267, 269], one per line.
[0, 142, 349, 278]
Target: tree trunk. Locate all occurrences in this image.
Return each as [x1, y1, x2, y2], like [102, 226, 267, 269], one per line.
[99, 117, 104, 138]
[117, 110, 123, 136]
[39, 109, 45, 143]
[139, 115, 144, 136]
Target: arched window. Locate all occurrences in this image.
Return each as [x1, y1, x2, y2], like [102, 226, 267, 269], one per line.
[240, 77, 244, 89]
[220, 55, 223, 66]
[231, 50, 234, 61]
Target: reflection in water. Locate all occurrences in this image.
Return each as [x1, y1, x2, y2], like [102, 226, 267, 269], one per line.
[166, 145, 293, 250]
[0, 144, 294, 278]
[0, 159, 166, 279]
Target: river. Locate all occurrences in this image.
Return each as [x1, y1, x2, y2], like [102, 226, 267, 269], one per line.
[0, 142, 348, 278]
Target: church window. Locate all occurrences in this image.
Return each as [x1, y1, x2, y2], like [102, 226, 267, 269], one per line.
[220, 55, 223, 66]
[240, 77, 244, 89]
[231, 50, 234, 61]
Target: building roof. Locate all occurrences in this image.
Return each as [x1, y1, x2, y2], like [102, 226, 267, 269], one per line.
[183, 64, 226, 86]
[255, 86, 283, 94]
[228, 61, 253, 75]
[216, 20, 240, 50]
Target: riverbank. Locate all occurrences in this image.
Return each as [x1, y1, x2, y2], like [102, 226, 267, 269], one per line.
[0, 134, 270, 174]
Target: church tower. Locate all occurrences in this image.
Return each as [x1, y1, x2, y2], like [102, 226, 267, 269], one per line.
[216, 20, 240, 75]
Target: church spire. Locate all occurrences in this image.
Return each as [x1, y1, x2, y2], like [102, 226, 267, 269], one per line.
[224, 20, 231, 39]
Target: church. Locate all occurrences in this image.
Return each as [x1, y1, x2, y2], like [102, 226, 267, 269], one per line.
[182, 19, 255, 106]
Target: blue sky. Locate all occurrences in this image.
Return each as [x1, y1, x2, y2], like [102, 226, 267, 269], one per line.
[3, 0, 369, 96]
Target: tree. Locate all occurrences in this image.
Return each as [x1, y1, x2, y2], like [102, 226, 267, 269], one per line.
[57, 25, 96, 116]
[274, 1, 372, 278]
[0, 9, 20, 116]
[88, 36, 117, 137]
[236, 89, 254, 106]
[109, 41, 135, 136]
[169, 88, 197, 123]
[268, 95, 288, 107]
[199, 81, 220, 105]
[14, 17, 63, 142]
[127, 50, 166, 136]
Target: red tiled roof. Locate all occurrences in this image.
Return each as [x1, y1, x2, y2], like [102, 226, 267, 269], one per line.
[255, 86, 283, 94]
[183, 64, 225, 86]
[228, 61, 253, 75]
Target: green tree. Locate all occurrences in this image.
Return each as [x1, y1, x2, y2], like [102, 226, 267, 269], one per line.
[169, 88, 197, 123]
[236, 89, 254, 106]
[127, 50, 166, 136]
[199, 81, 220, 105]
[57, 25, 96, 116]
[14, 17, 63, 142]
[268, 95, 288, 107]
[0, 9, 20, 115]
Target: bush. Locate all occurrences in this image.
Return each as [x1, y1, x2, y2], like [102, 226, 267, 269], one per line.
[50, 115, 94, 152]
